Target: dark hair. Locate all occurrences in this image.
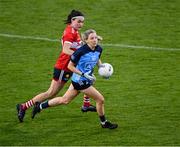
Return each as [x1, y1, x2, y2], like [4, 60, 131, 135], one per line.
[64, 9, 84, 24]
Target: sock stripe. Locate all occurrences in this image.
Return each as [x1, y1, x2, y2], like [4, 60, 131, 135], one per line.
[25, 103, 29, 108]
[25, 100, 34, 108]
[83, 96, 90, 107]
[30, 100, 34, 105]
[84, 99, 90, 102]
[27, 101, 31, 107]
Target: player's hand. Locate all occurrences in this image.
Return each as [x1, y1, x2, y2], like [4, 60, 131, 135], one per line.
[98, 63, 105, 68]
[82, 71, 96, 82]
[91, 74, 96, 83]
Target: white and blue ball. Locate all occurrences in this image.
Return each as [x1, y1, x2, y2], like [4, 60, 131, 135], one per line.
[98, 63, 113, 78]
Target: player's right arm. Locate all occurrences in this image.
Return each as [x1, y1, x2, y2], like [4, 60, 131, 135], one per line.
[62, 42, 74, 55]
[68, 61, 95, 81]
[67, 47, 82, 75]
[68, 61, 82, 75]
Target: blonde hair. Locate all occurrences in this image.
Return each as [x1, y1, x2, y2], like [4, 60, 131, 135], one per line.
[81, 29, 96, 43]
[81, 29, 103, 44]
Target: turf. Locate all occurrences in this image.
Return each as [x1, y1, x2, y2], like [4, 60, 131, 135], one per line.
[0, 0, 180, 146]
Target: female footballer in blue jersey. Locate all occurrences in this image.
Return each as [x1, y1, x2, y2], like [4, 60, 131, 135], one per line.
[32, 29, 118, 129]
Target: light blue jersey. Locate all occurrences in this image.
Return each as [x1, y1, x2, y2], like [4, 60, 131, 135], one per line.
[71, 44, 102, 84]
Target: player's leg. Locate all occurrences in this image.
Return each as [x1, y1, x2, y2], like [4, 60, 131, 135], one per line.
[81, 94, 96, 112]
[32, 80, 65, 104]
[31, 69, 72, 108]
[32, 84, 79, 118]
[81, 86, 104, 115]
[48, 84, 79, 106]
[16, 79, 65, 122]
[16, 68, 71, 122]
[81, 86, 118, 129]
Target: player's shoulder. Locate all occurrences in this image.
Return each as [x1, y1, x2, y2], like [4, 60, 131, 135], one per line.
[95, 45, 103, 52]
[76, 44, 88, 52]
[64, 25, 77, 35]
[79, 44, 102, 52]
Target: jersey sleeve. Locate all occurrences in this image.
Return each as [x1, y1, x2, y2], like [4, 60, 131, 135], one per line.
[63, 29, 74, 43]
[98, 45, 103, 58]
[70, 48, 82, 65]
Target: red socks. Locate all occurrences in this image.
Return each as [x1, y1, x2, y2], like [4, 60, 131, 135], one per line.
[83, 95, 90, 107]
[22, 99, 34, 110]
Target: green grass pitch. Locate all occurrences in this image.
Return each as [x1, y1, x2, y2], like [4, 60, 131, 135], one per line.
[0, 0, 180, 146]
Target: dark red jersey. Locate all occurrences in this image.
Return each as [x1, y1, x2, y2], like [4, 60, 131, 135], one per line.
[54, 25, 81, 71]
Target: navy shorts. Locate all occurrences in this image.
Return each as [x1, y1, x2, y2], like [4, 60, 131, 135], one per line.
[72, 80, 92, 90]
[53, 68, 72, 82]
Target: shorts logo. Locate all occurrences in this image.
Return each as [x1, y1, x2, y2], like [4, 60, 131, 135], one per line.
[66, 74, 70, 78]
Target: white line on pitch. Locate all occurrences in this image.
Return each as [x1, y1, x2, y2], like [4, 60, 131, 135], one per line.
[0, 33, 59, 42]
[103, 43, 180, 51]
[0, 33, 179, 51]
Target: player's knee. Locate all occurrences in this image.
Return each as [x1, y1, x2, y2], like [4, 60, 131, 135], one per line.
[61, 97, 70, 105]
[46, 90, 56, 98]
[97, 96, 104, 105]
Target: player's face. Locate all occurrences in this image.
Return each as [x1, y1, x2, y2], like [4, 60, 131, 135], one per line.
[71, 18, 84, 30]
[87, 33, 98, 49]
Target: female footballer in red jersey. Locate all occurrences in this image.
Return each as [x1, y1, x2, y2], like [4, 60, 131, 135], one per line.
[16, 10, 96, 122]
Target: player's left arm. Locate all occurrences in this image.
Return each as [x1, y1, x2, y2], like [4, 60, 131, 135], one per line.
[97, 59, 103, 67]
[96, 45, 104, 68]
[97, 59, 106, 68]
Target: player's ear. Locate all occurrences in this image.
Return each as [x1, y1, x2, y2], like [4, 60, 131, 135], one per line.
[85, 39, 89, 44]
